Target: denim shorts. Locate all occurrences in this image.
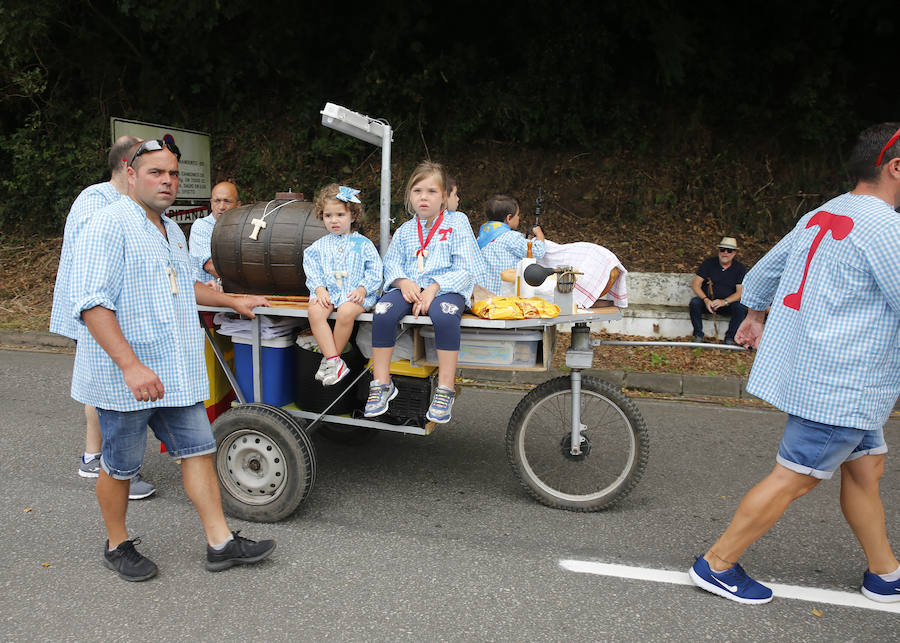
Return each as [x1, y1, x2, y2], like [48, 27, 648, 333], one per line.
[96, 403, 216, 479]
[776, 414, 887, 480]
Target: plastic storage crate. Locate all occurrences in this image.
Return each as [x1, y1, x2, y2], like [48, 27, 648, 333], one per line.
[419, 327, 542, 368]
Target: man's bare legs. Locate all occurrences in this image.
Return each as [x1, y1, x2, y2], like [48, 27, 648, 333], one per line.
[703, 463, 820, 571]
[84, 404, 102, 453]
[97, 470, 130, 548]
[840, 454, 898, 575]
[181, 453, 232, 546]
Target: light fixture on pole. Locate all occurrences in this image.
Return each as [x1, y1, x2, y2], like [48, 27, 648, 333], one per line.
[320, 102, 393, 255]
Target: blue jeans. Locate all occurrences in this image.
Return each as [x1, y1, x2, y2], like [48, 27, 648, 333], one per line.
[777, 414, 887, 480]
[96, 403, 216, 479]
[689, 296, 747, 340]
[372, 289, 465, 350]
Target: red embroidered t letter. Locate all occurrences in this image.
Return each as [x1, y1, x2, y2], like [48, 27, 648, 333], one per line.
[783, 210, 854, 311]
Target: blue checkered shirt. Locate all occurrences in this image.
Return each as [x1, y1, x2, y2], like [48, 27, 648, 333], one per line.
[189, 214, 218, 283]
[744, 193, 900, 430]
[382, 212, 487, 301]
[303, 231, 383, 308]
[480, 229, 546, 295]
[49, 182, 123, 339]
[69, 198, 210, 411]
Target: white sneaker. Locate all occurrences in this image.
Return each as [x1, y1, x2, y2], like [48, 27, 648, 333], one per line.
[321, 357, 349, 386]
[314, 356, 329, 382]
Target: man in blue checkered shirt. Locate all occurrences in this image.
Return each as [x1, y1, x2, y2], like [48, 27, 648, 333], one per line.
[689, 123, 900, 605]
[70, 138, 277, 581]
[189, 181, 241, 283]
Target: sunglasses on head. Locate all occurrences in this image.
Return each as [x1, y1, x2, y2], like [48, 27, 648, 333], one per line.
[130, 138, 181, 165]
[719, 247, 736, 253]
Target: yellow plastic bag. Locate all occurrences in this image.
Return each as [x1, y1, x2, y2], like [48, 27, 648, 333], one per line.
[471, 296, 524, 319]
[471, 296, 560, 320]
[518, 297, 560, 318]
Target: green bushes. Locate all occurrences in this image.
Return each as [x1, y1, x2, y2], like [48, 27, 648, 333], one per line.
[0, 1, 894, 237]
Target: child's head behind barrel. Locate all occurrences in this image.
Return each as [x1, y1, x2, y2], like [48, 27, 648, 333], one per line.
[313, 183, 364, 233]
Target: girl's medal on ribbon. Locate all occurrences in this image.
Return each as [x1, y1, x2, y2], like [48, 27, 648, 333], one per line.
[416, 212, 444, 273]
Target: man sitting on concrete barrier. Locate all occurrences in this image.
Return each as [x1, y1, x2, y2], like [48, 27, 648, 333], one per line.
[689, 237, 747, 344]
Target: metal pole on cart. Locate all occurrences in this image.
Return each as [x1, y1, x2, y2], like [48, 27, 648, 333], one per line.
[320, 103, 393, 256]
[566, 322, 595, 456]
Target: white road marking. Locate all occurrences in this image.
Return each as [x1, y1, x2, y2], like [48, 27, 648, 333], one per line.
[559, 559, 900, 614]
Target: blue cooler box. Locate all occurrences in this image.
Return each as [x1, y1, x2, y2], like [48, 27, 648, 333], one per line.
[230, 335, 296, 406]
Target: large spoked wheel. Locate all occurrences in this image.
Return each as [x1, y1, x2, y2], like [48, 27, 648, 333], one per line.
[506, 376, 648, 512]
[212, 404, 316, 522]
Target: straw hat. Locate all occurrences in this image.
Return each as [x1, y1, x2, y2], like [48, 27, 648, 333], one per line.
[719, 236, 738, 250]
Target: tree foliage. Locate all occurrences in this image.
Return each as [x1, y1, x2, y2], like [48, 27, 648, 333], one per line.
[0, 0, 897, 235]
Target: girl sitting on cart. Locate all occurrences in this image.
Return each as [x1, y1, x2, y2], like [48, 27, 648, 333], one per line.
[365, 161, 486, 424]
[303, 184, 383, 386]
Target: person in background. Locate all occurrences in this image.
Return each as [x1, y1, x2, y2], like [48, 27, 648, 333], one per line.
[190, 181, 242, 283]
[477, 194, 546, 296]
[49, 135, 156, 500]
[446, 173, 462, 214]
[688, 237, 747, 344]
[688, 122, 900, 605]
[70, 138, 275, 581]
[303, 184, 382, 386]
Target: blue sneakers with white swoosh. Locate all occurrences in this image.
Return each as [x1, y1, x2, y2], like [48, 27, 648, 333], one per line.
[861, 569, 900, 602]
[689, 556, 774, 604]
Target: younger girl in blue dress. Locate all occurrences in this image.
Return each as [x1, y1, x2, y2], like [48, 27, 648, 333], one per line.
[303, 184, 383, 385]
[365, 162, 486, 423]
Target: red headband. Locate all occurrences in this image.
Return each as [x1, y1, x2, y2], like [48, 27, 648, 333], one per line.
[875, 126, 900, 166]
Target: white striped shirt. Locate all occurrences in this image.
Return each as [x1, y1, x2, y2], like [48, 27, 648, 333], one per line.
[745, 193, 900, 430]
[69, 198, 209, 411]
[480, 229, 546, 295]
[303, 231, 383, 308]
[189, 214, 218, 283]
[49, 182, 123, 339]
[382, 212, 486, 301]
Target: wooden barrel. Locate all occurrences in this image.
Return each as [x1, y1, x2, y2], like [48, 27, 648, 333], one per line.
[211, 199, 327, 295]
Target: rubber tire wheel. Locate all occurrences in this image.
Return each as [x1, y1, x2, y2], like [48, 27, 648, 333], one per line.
[213, 404, 316, 522]
[506, 376, 648, 512]
[317, 423, 379, 445]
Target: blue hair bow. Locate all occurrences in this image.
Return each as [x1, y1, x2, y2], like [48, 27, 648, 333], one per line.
[336, 186, 361, 204]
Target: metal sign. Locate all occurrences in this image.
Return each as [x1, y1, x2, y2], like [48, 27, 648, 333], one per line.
[110, 117, 211, 201]
[165, 204, 210, 224]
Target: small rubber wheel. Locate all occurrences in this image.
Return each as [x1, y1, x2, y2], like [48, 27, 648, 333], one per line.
[213, 404, 316, 522]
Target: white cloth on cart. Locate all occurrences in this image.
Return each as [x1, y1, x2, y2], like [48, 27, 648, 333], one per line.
[537, 240, 628, 308]
[213, 312, 304, 339]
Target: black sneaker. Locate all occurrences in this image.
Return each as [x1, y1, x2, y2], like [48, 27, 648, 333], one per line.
[206, 530, 276, 572]
[103, 537, 158, 582]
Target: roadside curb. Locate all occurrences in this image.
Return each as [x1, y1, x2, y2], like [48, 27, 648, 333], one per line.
[458, 366, 758, 401]
[6, 330, 750, 400]
[11, 331, 893, 410]
[4, 330, 751, 399]
[0, 330, 74, 351]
